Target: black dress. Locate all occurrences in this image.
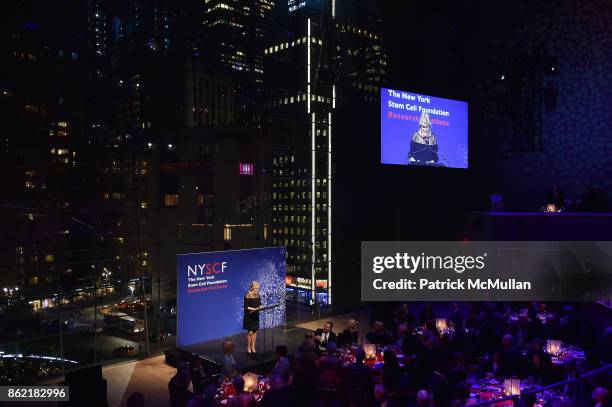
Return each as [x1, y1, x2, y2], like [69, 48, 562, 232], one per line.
[243, 296, 261, 332]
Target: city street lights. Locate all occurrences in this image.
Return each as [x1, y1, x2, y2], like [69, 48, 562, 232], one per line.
[3, 286, 19, 297]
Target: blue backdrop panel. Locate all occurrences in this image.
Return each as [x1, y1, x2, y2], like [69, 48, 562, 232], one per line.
[177, 247, 286, 347]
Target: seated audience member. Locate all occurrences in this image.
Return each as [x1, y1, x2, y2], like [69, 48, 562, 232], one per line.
[499, 334, 523, 377]
[465, 303, 482, 331]
[451, 383, 471, 407]
[296, 337, 317, 366]
[222, 339, 237, 377]
[419, 303, 436, 325]
[446, 351, 467, 390]
[374, 384, 389, 407]
[592, 387, 610, 407]
[413, 389, 434, 407]
[402, 327, 421, 357]
[190, 358, 210, 395]
[424, 320, 440, 338]
[260, 374, 292, 407]
[547, 184, 565, 209]
[366, 321, 391, 346]
[344, 349, 374, 405]
[126, 392, 145, 407]
[582, 186, 609, 212]
[415, 330, 440, 380]
[321, 341, 340, 362]
[169, 367, 193, 407]
[394, 323, 408, 347]
[561, 356, 582, 401]
[201, 384, 218, 407]
[526, 350, 554, 385]
[450, 302, 465, 330]
[227, 375, 256, 407]
[314, 321, 336, 352]
[318, 342, 343, 391]
[337, 318, 359, 347]
[292, 340, 318, 407]
[271, 345, 290, 381]
[430, 358, 451, 407]
[394, 303, 415, 328]
[526, 337, 546, 355]
[382, 349, 402, 395]
[480, 350, 504, 378]
[347, 348, 370, 374]
[559, 305, 580, 343]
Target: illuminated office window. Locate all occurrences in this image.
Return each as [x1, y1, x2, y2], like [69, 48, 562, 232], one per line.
[164, 194, 179, 206]
[239, 163, 254, 175]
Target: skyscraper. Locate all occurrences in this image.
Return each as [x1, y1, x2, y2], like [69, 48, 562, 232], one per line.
[0, 1, 89, 303]
[202, 0, 275, 125]
[265, 0, 386, 306]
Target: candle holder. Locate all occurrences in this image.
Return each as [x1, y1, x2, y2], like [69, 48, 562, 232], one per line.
[435, 318, 448, 332]
[503, 379, 521, 396]
[242, 372, 259, 393]
[363, 343, 376, 359]
[546, 339, 562, 356]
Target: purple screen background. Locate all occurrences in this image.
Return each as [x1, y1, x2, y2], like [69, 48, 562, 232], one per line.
[380, 87, 469, 169]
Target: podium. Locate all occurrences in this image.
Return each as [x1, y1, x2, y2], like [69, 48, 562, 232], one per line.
[259, 303, 281, 356]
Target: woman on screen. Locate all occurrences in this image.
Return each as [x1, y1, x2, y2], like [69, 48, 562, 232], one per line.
[243, 281, 262, 356]
[408, 111, 439, 164]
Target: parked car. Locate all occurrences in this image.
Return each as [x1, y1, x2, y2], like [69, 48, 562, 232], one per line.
[113, 346, 136, 357]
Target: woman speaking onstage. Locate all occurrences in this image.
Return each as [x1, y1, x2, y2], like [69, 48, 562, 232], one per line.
[243, 281, 262, 356]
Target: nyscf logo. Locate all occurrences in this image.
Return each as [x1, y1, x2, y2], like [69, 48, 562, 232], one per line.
[187, 261, 227, 276]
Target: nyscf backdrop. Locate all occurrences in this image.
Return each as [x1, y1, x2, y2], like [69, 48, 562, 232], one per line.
[177, 247, 286, 347]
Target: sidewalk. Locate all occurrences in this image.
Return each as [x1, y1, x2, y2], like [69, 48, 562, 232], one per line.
[104, 355, 176, 407]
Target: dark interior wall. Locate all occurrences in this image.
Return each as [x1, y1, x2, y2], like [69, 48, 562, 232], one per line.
[473, 0, 612, 210]
[332, 0, 612, 308]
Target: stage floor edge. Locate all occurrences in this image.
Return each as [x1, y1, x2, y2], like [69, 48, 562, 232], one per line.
[181, 325, 310, 371]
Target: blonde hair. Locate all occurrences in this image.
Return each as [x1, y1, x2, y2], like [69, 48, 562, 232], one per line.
[347, 318, 359, 330]
[222, 339, 234, 354]
[247, 281, 260, 297]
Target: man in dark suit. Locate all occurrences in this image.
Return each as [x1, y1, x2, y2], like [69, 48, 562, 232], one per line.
[344, 349, 373, 406]
[314, 321, 336, 352]
[260, 375, 292, 407]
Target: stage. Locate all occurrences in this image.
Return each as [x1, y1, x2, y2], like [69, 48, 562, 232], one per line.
[180, 325, 311, 373]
